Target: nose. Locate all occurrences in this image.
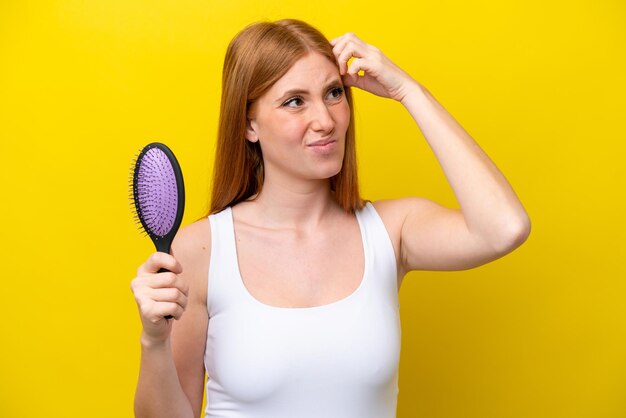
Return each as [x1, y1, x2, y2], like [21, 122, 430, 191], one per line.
[310, 101, 335, 134]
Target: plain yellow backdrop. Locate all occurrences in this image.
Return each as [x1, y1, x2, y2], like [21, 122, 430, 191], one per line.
[1, 1, 624, 417]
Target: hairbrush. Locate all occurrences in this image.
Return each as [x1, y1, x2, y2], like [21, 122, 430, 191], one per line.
[130, 142, 185, 318]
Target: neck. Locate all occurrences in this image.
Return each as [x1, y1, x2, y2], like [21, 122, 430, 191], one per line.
[251, 176, 339, 230]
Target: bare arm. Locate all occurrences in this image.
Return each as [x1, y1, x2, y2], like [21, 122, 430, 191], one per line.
[331, 33, 530, 277]
[170, 221, 210, 416]
[135, 337, 195, 418]
[400, 83, 530, 269]
[132, 220, 210, 417]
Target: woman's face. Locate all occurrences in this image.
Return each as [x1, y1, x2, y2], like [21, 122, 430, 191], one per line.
[246, 52, 350, 184]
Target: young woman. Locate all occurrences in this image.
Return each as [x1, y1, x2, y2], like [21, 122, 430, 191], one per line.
[131, 18, 530, 418]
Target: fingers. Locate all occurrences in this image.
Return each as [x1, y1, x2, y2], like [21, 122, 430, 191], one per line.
[330, 32, 412, 101]
[131, 252, 190, 324]
[141, 288, 188, 321]
[331, 36, 378, 91]
[149, 287, 188, 308]
[346, 57, 365, 76]
[137, 251, 183, 276]
[329, 32, 364, 51]
[138, 299, 186, 322]
[341, 72, 362, 90]
[132, 268, 190, 298]
[330, 32, 370, 76]
[131, 273, 189, 322]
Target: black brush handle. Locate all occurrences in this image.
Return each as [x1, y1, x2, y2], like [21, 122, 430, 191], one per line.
[157, 238, 175, 320]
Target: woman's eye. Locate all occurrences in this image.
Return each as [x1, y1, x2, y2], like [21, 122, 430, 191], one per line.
[328, 87, 344, 100]
[283, 97, 304, 108]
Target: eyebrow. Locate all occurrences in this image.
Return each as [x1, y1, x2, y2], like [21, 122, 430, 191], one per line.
[274, 79, 344, 104]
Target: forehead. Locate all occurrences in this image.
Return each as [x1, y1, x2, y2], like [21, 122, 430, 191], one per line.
[269, 52, 340, 94]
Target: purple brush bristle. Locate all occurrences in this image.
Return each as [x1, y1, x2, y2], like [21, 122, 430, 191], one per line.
[135, 147, 178, 237]
[130, 142, 185, 255]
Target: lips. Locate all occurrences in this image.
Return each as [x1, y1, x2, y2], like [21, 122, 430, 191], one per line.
[307, 138, 336, 147]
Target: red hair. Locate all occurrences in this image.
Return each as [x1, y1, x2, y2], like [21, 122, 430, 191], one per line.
[208, 19, 363, 215]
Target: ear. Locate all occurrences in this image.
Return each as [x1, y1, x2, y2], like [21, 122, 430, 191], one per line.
[245, 118, 259, 143]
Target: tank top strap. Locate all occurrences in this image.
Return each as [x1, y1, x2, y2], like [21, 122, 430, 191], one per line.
[356, 202, 399, 299]
[207, 207, 239, 317]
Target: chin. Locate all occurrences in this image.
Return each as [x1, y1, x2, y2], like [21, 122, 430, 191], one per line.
[316, 161, 343, 180]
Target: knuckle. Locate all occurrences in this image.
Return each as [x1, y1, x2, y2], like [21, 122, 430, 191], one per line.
[154, 252, 170, 268]
[166, 287, 179, 299]
[136, 298, 150, 313]
[176, 290, 186, 305]
[164, 272, 177, 285]
[156, 271, 172, 285]
[172, 259, 181, 273]
[130, 277, 147, 294]
[159, 287, 174, 301]
[161, 252, 172, 264]
[165, 252, 176, 265]
[149, 251, 160, 263]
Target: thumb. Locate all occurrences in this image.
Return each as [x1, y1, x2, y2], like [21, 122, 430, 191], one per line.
[342, 73, 366, 90]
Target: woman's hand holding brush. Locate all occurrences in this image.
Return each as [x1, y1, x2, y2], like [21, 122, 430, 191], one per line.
[131, 252, 188, 346]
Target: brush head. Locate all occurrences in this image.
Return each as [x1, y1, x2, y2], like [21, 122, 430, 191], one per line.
[130, 142, 185, 254]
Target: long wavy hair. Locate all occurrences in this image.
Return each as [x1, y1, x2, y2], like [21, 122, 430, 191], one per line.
[208, 19, 363, 215]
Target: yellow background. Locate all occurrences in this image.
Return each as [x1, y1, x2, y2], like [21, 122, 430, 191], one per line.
[1, 1, 624, 417]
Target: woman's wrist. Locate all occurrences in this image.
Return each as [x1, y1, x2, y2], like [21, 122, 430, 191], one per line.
[398, 79, 426, 107]
[140, 331, 171, 351]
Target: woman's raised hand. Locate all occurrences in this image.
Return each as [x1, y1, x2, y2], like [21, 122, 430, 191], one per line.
[330, 32, 416, 103]
[130, 252, 188, 345]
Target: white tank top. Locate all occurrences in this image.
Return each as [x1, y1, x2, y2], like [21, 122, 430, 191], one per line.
[204, 202, 401, 418]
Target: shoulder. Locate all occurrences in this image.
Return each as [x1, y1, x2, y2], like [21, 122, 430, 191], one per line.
[370, 196, 439, 233]
[170, 216, 212, 304]
[369, 198, 427, 271]
[171, 216, 212, 263]
[370, 197, 445, 278]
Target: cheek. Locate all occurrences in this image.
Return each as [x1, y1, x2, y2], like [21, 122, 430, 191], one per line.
[256, 113, 297, 140]
[273, 114, 309, 141]
[335, 102, 351, 132]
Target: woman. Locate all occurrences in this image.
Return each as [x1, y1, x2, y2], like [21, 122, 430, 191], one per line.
[131, 18, 530, 418]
